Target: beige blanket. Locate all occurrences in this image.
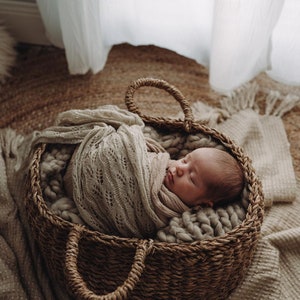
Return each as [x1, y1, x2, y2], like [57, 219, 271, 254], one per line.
[230, 182, 300, 300]
[216, 84, 300, 299]
[0, 83, 300, 299]
[0, 129, 62, 300]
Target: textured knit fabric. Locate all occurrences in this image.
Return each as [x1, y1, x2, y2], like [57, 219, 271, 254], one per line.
[64, 123, 188, 238]
[33, 105, 188, 238]
[0, 129, 65, 300]
[229, 182, 300, 300]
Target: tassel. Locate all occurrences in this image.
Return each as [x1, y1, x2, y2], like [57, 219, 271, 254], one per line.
[265, 92, 300, 117]
[219, 81, 300, 118]
[220, 82, 260, 116]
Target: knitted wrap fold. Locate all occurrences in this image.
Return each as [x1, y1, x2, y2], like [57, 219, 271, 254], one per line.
[65, 122, 188, 238]
[72, 123, 160, 237]
[33, 104, 188, 238]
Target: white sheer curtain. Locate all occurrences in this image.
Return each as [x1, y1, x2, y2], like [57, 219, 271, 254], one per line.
[37, 0, 111, 74]
[36, 0, 300, 93]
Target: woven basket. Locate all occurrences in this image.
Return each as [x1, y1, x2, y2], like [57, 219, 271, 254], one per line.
[26, 78, 264, 299]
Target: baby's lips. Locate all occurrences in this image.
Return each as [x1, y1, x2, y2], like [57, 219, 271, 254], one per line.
[166, 170, 174, 184]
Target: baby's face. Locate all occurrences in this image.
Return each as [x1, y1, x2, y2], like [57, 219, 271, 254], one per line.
[164, 148, 221, 207]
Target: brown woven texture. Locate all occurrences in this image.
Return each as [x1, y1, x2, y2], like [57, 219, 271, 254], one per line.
[1, 43, 298, 299]
[26, 75, 264, 299]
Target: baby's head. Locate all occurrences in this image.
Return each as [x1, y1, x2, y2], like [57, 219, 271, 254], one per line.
[164, 147, 244, 208]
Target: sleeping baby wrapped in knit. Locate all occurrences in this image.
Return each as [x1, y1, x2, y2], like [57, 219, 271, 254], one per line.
[36, 105, 245, 240]
[33, 105, 189, 238]
[62, 126, 189, 238]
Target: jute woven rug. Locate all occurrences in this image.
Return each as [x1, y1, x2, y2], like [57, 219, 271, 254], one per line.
[1, 43, 300, 300]
[1, 43, 299, 178]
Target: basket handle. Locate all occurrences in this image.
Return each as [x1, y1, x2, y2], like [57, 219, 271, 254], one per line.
[125, 78, 194, 131]
[65, 226, 153, 300]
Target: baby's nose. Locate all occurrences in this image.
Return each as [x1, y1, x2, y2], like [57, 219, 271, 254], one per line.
[175, 164, 185, 177]
[169, 165, 183, 177]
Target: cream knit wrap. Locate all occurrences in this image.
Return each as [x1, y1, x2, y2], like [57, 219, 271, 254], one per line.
[33, 105, 188, 238]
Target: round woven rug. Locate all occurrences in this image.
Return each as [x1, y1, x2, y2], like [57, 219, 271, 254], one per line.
[1, 43, 299, 177]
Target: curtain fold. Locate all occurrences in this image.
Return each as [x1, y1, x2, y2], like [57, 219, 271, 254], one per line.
[37, 0, 111, 74]
[209, 0, 284, 92]
[100, 0, 214, 68]
[267, 0, 300, 86]
[36, 0, 299, 93]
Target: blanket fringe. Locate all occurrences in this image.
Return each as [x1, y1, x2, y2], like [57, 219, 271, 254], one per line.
[220, 81, 300, 118]
[220, 82, 260, 115]
[265, 91, 300, 117]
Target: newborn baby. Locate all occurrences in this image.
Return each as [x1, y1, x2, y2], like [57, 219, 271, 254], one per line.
[35, 105, 244, 239]
[64, 142, 244, 238]
[164, 147, 244, 208]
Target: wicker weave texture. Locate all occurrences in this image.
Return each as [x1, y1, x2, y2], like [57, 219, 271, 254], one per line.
[26, 79, 264, 299]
